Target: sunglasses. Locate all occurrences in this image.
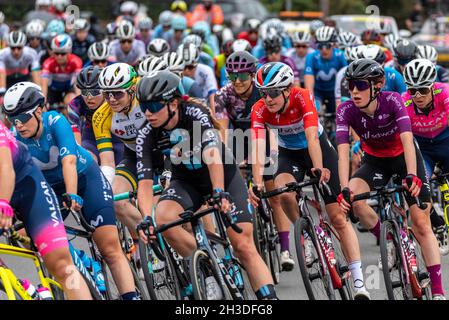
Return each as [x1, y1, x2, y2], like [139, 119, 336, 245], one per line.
[185, 64, 197, 70]
[7, 106, 39, 125]
[317, 43, 332, 50]
[295, 44, 309, 49]
[102, 90, 127, 100]
[228, 72, 251, 82]
[397, 58, 413, 66]
[54, 52, 67, 56]
[259, 88, 283, 99]
[174, 29, 184, 32]
[407, 86, 432, 97]
[140, 101, 167, 113]
[81, 89, 102, 97]
[348, 80, 371, 92]
[29, 37, 40, 41]
[93, 59, 107, 65]
[10, 47, 23, 51]
[120, 39, 133, 44]
[267, 48, 281, 55]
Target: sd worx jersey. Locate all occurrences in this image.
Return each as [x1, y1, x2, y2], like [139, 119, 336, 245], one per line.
[336, 91, 412, 157]
[251, 86, 323, 150]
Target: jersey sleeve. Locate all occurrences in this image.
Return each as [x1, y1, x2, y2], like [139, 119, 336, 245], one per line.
[189, 81, 204, 99]
[335, 69, 344, 100]
[41, 58, 52, 78]
[251, 99, 267, 139]
[214, 86, 230, 120]
[300, 89, 319, 129]
[0, 122, 15, 150]
[439, 66, 449, 83]
[204, 66, 218, 97]
[391, 92, 412, 133]
[335, 103, 351, 145]
[285, 56, 300, 81]
[136, 122, 154, 181]
[67, 99, 82, 132]
[0, 52, 5, 72]
[92, 103, 113, 153]
[304, 52, 315, 76]
[28, 48, 40, 71]
[49, 112, 79, 159]
[394, 69, 407, 94]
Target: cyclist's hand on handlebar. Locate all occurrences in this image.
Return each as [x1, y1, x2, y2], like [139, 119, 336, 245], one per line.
[137, 216, 156, 245]
[402, 174, 422, 198]
[337, 187, 353, 214]
[248, 184, 262, 208]
[311, 167, 330, 183]
[212, 189, 233, 213]
[0, 199, 13, 231]
[62, 193, 83, 212]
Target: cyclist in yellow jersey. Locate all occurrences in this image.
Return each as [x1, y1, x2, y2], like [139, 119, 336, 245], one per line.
[93, 63, 146, 241]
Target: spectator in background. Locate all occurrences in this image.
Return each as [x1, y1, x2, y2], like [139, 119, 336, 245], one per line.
[406, 2, 424, 35]
[136, 17, 153, 48]
[189, 0, 224, 28]
[237, 19, 261, 48]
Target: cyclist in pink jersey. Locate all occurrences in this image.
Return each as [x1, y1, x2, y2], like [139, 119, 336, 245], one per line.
[402, 59, 449, 256]
[0, 119, 92, 299]
[336, 59, 445, 300]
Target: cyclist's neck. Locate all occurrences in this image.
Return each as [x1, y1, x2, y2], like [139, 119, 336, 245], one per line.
[237, 83, 254, 100]
[361, 98, 379, 117]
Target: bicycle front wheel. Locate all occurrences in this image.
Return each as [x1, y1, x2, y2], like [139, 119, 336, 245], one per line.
[294, 217, 336, 300]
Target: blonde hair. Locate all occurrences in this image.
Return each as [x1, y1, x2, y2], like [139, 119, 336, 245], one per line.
[181, 97, 222, 131]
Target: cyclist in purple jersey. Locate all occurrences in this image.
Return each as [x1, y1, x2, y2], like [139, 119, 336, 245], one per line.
[336, 59, 445, 300]
[68, 66, 124, 163]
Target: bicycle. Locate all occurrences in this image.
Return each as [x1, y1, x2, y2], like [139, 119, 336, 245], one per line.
[0, 223, 64, 300]
[347, 176, 433, 300]
[259, 170, 353, 300]
[429, 162, 449, 254]
[145, 196, 249, 300]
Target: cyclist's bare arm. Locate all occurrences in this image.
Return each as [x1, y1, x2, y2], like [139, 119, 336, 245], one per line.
[304, 74, 315, 93]
[0, 69, 5, 91]
[41, 77, 48, 101]
[337, 143, 350, 189]
[98, 150, 116, 170]
[208, 93, 216, 114]
[217, 118, 229, 147]
[137, 179, 154, 218]
[31, 70, 40, 86]
[305, 126, 323, 169]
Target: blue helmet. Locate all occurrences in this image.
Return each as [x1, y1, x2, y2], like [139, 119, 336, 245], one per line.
[46, 20, 65, 37]
[171, 15, 187, 31]
[192, 21, 211, 38]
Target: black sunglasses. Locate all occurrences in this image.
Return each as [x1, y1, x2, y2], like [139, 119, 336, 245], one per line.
[348, 80, 371, 91]
[317, 43, 332, 50]
[10, 47, 23, 51]
[81, 89, 102, 97]
[185, 65, 197, 70]
[259, 88, 283, 99]
[120, 39, 133, 44]
[407, 87, 432, 97]
[295, 44, 309, 49]
[54, 52, 67, 56]
[93, 59, 107, 64]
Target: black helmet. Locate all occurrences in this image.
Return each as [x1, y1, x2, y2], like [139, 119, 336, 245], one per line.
[2, 82, 45, 116]
[76, 66, 102, 89]
[190, 28, 206, 42]
[263, 33, 281, 52]
[393, 39, 418, 63]
[345, 58, 385, 81]
[225, 50, 258, 73]
[137, 70, 185, 103]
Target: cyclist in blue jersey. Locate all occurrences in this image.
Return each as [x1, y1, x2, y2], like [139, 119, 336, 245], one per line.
[192, 21, 220, 56]
[4, 82, 140, 300]
[304, 26, 347, 114]
[252, 19, 291, 59]
[0, 118, 92, 300]
[417, 45, 449, 83]
[165, 15, 187, 52]
[152, 10, 173, 40]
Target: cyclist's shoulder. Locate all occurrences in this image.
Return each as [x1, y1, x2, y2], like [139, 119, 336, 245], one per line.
[67, 54, 83, 66]
[433, 82, 449, 98]
[92, 101, 112, 127]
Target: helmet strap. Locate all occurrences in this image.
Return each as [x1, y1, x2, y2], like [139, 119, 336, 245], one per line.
[30, 112, 41, 139]
[359, 82, 380, 110]
[161, 102, 177, 129]
[238, 82, 253, 98]
[277, 91, 289, 114]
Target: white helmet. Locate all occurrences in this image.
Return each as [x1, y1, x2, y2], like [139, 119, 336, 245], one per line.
[116, 20, 135, 40]
[159, 10, 173, 27]
[98, 63, 137, 90]
[52, 0, 71, 12]
[291, 31, 311, 45]
[255, 62, 294, 90]
[344, 47, 360, 63]
[177, 43, 200, 66]
[138, 56, 168, 76]
[74, 18, 90, 31]
[8, 31, 27, 47]
[147, 38, 170, 57]
[120, 1, 139, 15]
[416, 45, 438, 64]
[403, 59, 437, 88]
[382, 34, 398, 51]
[315, 26, 337, 42]
[26, 20, 45, 38]
[337, 31, 360, 48]
[51, 33, 72, 53]
[162, 52, 185, 73]
[36, 0, 51, 8]
[221, 28, 234, 44]
[246, 18, 261, 31]
[88, 42, 110, 61]
[138, 17, 153, 31]
[231, 39, 252, 53]
[360, 44, 387, 64]
[3, 82, 44, 114]
[0, 11, 4, 24]
[183, 34, 202, 47]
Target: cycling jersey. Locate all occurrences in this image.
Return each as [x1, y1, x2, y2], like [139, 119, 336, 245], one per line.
[41, 53, 83, 92]
[199, 51, 214, 70]
[92, 97, 146, 153]
[109, 39, 146, 67]
[384, 67, 406, 94]
[237, 31, 258, 48]
[71, 34, 96, 65]
[304, 48, 347, 92]
[14, 111, 94, 185]
[436, 65, 449, 83]
[0, 46, 40, 87]
[194, 63, 218, 99]
[135, 32, 153, 48]
[251, 86, 323, 150]
[214, 53, 226, 79]
[286, 47, 315, 84]
[259, 56, 300, 82]
[335, 66, 350, 103]
[181, 76, 203, 99]
[152, 24, 171, 41]
[252, 37, 292, 59]
[336, 91, 412, 158]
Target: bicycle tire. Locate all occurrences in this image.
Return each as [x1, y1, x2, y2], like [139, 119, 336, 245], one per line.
[294, 217, 336, 300]
[49, 282, 66, 300]
[380, 220, 412, 300]
[267, 227, 281, 285]
[77, 267, 104, 300]
[129, 259, 150, 300]
[139, 238, 181, 300]
[409, 229, 432, 300]
[190, 250, 232, 300]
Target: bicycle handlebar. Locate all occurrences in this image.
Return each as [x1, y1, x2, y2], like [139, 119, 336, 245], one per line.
[113, 184, 163, 202]
[62, 193, 96, 233]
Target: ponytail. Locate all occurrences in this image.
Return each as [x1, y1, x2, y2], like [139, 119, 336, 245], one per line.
[180, 96, 223, 131]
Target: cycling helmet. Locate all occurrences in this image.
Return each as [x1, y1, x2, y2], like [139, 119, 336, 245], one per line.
[177, 43, 200, 65]
[378, 21, 393, 35]
[76, 66, 102, 89]
[221, 28, 234, 44]
[264, 18, 285, 36]
[116, 20, 135, 40]
[171, 0, 188, 13]
[226, 51, 258, 73]
[26, 20, 45, 38]
[98, 63, 137, 90]
[137, 70, 185, 103]
[52, 0, 71, 12]
[8, 31, 27, 47]
[246, 18, 261, 32]
[221, 39, 234, 56]
[2, 82, 45, 116]
[403, 58, 437, 88]
[345, 58, 385, 81]
[189, 29, 206, 42]
[255, 62, 294, 90]
[120, 1, 139, 15]
[382, 33, 398, 51]
[46, 20, 65, 36]
[138, 56, 168, 76]
[263, 33, 282, 51]
[88, 42, 110, 61]
[74, 18, 90, 31]
[171, 15, 187, 31]
[344, 47, 360, 63]
[192, 21, 211, 38]
[337, 31, 360, 48]
[183, 34, 202, 47]
[36, 0, 51, 7]
[360, 44, 387, 64]
[393, 39, 418, 63]
[51, 34, 72, 53]
[147, 38, 170, 57]
[0, 12, 4, 24]
[162, 52, 185, 73]
[309, 20, 324, 34]
[106, 22, 117, 37]
[315, 26, 337, 43]
[138, 17, 153, 31]
[231, 39, 252, 53]
[291, 31, 311, 45]
[416, 45, 438, 64]
[159, 10, 173, 27]
[361, 29, 381, 44]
